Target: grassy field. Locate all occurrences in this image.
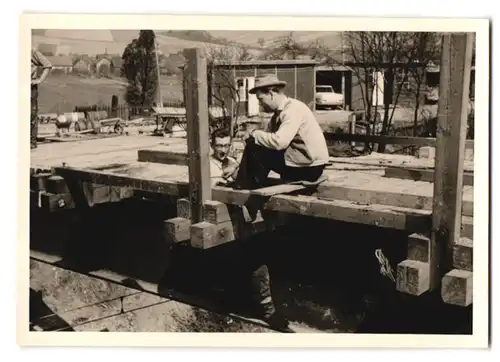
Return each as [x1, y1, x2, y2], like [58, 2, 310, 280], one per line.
[38, 74, 183, 114]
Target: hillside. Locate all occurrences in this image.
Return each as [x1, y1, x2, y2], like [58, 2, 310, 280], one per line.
[32, 29, 255, 57]
[32, 29, 344, 57]
[37, 74, 183, 114]
[208, 31, 344, 50]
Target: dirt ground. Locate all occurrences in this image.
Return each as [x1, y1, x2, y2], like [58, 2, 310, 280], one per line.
[30, 260, 271, 333]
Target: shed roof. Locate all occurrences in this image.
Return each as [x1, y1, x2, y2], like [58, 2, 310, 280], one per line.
[212, 59, 320, 67]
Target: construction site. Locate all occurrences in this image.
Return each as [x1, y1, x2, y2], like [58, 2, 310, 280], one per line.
[29, 33, 476, 334]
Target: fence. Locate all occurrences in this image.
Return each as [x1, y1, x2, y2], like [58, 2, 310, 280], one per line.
[73, 99, 185, 121]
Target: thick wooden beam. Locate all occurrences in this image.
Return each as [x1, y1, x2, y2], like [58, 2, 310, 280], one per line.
[317, 183, 473, 217]
[429, 33, 474, 292]
[384, 167, 474, 186]
[52, 166, 190, 197]
[264, 195, 432, 232]
[137, 149, 188, 166]
[324, 133, 474, 149]
[183, 48, 211, 223]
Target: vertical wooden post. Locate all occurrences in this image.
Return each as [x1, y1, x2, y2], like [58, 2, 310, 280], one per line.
[183, 48, 212, 224]
[429, 33, 474, 291]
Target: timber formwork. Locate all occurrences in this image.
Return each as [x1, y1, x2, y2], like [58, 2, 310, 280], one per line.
[29, 135, 474, 308]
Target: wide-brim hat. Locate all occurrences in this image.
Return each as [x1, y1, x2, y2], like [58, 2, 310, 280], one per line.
[249, 74, 287, 94]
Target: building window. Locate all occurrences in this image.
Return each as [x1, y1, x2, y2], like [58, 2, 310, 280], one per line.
[395, 68, 412, 91]
[235, 78, 248, 102]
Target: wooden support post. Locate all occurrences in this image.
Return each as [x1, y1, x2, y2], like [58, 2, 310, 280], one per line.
[183, 48, 211, 224]
[429, 33, 474, 291]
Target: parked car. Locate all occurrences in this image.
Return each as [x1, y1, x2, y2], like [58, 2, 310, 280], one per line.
[315, 85, 344, 110]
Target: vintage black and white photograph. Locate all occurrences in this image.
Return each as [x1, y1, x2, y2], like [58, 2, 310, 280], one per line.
[20, 14, 489, 346]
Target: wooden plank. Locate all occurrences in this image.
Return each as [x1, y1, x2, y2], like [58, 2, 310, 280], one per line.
[429, 33, 474, 291]
[183, 48, 211, 223]
[137, 149, 188, 166]
[324, 133, 474, 149]
[318, 182, 442, 214]
[52, 166, 190, 197]
[251, 183, 307, 197]
[264, 195, 432, 232]
[52, 164, 468, 235]
[384, 167, 474, 186]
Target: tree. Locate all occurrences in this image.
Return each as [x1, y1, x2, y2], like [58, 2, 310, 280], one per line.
[339, 31, 441, 152]
[204, 45, 253, 136]
[262, 32, 309, 60]
[121, 30, 159, 112]
[406, 33, 440, 135]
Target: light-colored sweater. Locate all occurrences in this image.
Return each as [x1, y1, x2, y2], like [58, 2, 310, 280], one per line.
[252, 97, 330, 167]
[210, 155, 238, 186]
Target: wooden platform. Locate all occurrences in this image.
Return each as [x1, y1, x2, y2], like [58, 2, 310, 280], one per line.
[30, 136, 474, 222]
[30, 136, 475, 307]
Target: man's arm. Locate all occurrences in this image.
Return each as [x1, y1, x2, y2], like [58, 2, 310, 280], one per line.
[32, 51, 52, 84]
[251, 110, 303, 150]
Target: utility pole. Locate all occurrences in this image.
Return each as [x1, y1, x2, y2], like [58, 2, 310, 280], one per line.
[154, 40, 163, 107]
[341, 31, 346, 109]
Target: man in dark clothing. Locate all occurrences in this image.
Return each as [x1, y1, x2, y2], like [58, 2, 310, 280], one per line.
[31, 49, 52, 149]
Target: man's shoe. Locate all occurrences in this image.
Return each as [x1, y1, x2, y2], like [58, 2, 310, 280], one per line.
[263, 312, 294, 333]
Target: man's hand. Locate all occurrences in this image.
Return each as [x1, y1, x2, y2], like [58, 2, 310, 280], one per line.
[222, 162, 238, 180]
[31, 79, 41, 86]
[242, 128, 256, 142]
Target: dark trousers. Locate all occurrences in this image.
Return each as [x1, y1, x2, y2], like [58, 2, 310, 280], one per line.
[214, 235, 275, 317]
[234, 137, 325, 189]
[31, 85, 38, 148]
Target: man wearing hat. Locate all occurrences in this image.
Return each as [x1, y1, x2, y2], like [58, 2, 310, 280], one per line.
[224, 74, 330, 190]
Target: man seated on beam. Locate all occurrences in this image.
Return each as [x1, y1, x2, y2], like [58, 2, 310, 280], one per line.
[223, 74, 330, 190]
[208, 127, 294, 332]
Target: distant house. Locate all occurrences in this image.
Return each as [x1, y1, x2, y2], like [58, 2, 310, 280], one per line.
[46, 55, 73, 74]
[72, 55, 93, 75]
[96, 57, 112, 77]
